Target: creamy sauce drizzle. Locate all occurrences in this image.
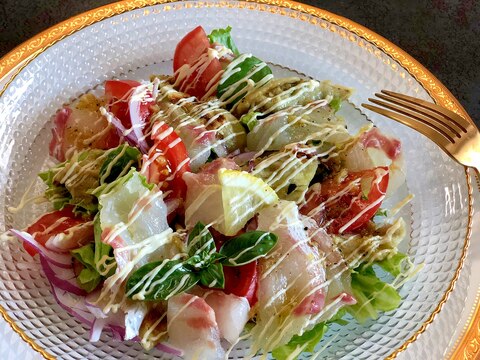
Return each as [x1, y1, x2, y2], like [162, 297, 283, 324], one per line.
[20, 51, 411, 358]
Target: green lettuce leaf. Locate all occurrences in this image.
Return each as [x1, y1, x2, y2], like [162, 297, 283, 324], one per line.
[376, 252, 407, 277]
[207, 26, 239, 55]
[240, 111, 260, 132]
[346, 265, 401, 324]
[39, 164, 72, 211]
[93, 214, 116, 277]
[272, 322, 328, 360]
[71, 243, 102, 292]
[40, 144, 141, 215]
[70, 215, 116, 291]
[329, 97, 342, 112]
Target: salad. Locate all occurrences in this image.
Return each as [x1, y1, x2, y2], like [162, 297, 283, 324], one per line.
[10, 26, 421, 359]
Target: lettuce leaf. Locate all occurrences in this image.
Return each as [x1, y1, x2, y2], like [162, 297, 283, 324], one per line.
[207, 26, 239, 55]
[346, 265, 401, 324]
[93, 214, 116, 277]
[70, 215, 116, 291]
[329, 97, 342, 112]
[376, 252, 407, 277]
[240, 111, 260, 132]
[272, 322, 327, 360]
[40, 144, 141, 215]
[271, 308, 348, 360]
[39, 166, 72, 210]
[71, 243, 102, 292]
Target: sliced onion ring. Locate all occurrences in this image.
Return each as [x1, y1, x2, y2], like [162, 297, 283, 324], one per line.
[10, 229, 72, 268]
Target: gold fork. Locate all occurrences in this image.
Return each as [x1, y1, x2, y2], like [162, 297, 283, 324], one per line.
[362, 90, 480, 177]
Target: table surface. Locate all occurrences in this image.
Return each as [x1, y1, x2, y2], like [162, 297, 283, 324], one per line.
[1, 0, 479, 127]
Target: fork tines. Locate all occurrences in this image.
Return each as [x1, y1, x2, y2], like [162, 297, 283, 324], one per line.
[362, 90, 471, 146]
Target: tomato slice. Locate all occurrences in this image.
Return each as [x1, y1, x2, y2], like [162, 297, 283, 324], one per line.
[301, 167, 389, 234]
[223, 261, 258, 306]
[173, 26, 223, 99]
[24, 206, 87, 256]
[173, 26, 211, 71]
[105, 80, 152, 129]
[143, 122, 191, 199]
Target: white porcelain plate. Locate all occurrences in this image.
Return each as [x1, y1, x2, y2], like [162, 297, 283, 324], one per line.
[0, 1, 476, 359]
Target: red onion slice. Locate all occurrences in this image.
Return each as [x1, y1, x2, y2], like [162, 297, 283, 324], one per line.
[101, 108, 145, 152]
[41, 256, 87, 296]
[90, 318, 106, 342]
[128, 98, 150, 154]
[51, 285, 94, 326]
[10, 229, 72, 268]
[155, 342, 184, 357]
[52, 285, 183, 356]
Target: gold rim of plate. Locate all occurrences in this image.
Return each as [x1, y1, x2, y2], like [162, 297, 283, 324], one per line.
[0, 0, 476, 359]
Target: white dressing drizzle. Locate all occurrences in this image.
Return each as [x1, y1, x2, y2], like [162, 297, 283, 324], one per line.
[95, 228, 174, 313]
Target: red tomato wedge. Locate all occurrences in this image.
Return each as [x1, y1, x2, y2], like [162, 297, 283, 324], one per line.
[105, 80, 152, 129]
[301, 167, 389, 234]
[173, 26, 211, 71]
[143, 122, 191, 199]
[173, 26, 222, 99]
[24, 206, 88, 256]
[223, 261, 258, 306]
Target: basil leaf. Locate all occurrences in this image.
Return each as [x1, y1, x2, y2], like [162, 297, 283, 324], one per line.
[219, 231, 277, 266]
[99, 144, 141, 184]
[187, 222, 216, 258]
[217, 55, 272, 107]
[93, 215, 116, 277]
[199, 263, 225, 289]
[126, 259, 198, 300]
[208, 26, 240, 56]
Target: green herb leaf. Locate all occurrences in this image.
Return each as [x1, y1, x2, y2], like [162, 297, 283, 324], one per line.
[217, 55, 272, 107]
[375, 208, 388, 217]
[207, 26, 239, 55]
[206, 149, 218, 163]
[126, 260, 198, 301]
[187, 222, 216, 258]
[199, 263, 225, 289]
[329, 97, 342, 112]
[272, 322, 328, 360]
[99, 144, 141, 184]
[219, 231, 277, 266]
[240, 111, 261, 132]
